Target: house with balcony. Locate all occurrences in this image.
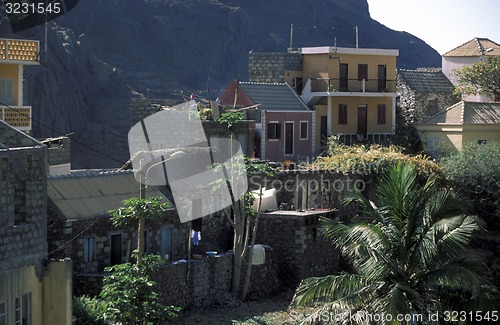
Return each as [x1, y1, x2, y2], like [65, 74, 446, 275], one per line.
[249, 46, 398, 154]
[0, 37, 39, 133]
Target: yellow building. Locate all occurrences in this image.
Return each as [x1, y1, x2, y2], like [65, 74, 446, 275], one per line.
[416, 101, 500, 158]
[0, 37, 39, 133]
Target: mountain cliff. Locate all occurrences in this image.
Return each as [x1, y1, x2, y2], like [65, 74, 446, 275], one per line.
[0, 0, 441, 168]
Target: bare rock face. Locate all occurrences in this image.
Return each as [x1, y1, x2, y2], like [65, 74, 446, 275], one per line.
[1, 0, 440, 168]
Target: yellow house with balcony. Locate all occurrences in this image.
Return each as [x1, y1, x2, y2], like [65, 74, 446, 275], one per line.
[0, 37, 39, 133]
[286, 46, 398, 153]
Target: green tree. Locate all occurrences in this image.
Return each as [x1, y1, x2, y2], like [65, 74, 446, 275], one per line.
[440, 141, 500, 225]
[453, 56, 500, 100]
[109, 196, 170, 265]
[293, 163, 497, 324]
[100, 254, 179, 325]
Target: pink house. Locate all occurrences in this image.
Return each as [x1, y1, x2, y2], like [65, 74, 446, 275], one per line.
[218, 81, 314, 163]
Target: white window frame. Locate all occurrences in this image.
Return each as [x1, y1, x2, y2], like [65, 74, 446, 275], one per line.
[15, 294, 31, 325]
[84, 236, 96, 263]
[267, 121, 280, 141]
[299, 121, 308, 140]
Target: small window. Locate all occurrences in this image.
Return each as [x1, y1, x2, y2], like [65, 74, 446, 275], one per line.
[0, 79, 14, 105]
[84, 237, 96, 262]
[300, 121, 308, 140]
[377, 105, 386, 124]
[478, 139, 487, 145]
[15, 293, 31, 325]
[338, 104, 347, 124]
[267, 122, 281, 140]
[427, 137, 440, 152]
[0, 300, 6, 325]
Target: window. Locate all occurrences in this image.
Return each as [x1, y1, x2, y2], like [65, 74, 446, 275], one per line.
[84, 236, 96, 262]
[110, 233, 122, 266]
[267, 122, 280, 140]
[0, 79, 14, 105]
[15, 294, 31, 325]
[358, 64, 368, 81]
[338, 104, 347, 124]
[478, 139, 487, 145]
[377, 105, 386, 124]
[0, 300, 6, 325]
[292, 77, 303, 95]
[161, 226, 173, 262]
[300, 121, 308, 140]
[284, 122, 294, 155]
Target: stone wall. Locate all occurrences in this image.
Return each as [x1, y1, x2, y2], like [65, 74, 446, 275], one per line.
[0, 121, 48, 272]
[248, 52, 302, 83]
[154, 250, 279, 309]
[130, 98, 177, 126]
[46, 137, 71, 166]
[396, 76, 459, 123]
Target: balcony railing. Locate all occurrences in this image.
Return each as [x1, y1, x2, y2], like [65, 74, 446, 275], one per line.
[1, 106, 31, 131]
[310, 78, 396, 93]
[0, 38, 39, 63]
[335, 133, 392, 146]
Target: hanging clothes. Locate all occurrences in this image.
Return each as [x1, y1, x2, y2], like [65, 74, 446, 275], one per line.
[191, 229, 201, 245]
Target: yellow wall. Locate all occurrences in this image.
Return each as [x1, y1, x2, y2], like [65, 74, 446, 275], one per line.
[314, 97, 393, 149]
[0, 64, 20, 105]
[417, 124, 500, 155]
[302, 52, 397, 80]
[0, 260, 72, 325]
[43, 260, 72, 325]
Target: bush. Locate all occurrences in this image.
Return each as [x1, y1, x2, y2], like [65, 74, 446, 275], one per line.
[440, 142, 500, 225]
[73, 296, 107, 325]
[313, 137, 441, 181]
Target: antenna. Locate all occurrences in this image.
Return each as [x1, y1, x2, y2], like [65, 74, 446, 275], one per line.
[355, 26, 359, 48]
[43, 3, 48, 61]
[289, 24, 294, 51]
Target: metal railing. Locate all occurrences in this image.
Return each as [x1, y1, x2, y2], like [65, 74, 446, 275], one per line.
[336, 133, 392, 146]
[0, 106, 32, 131]
[310, 78, 396, 93]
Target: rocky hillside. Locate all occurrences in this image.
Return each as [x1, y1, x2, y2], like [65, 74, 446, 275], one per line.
[0, 0, 441, 168]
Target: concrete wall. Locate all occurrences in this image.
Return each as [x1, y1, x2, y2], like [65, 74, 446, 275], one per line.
[248, 52, 302, 83]
[43, 260, 72, 325]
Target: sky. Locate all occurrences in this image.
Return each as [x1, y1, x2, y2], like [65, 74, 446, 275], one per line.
[366, 0, 500, 54]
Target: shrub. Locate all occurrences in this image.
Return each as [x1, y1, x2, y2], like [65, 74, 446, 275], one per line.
[72, 296, 107, 325]
[440, 141, 500, 225]
[313, 138, 441, 181]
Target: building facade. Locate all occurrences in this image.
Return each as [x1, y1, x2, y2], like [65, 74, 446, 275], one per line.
[0, 38, 39, 133]
[442, 37, 500, 102]
[0, 120, 72, 325]
[249, 46, 399, 153]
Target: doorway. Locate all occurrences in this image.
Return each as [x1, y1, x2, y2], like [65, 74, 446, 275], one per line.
[357, 105, 368, 138]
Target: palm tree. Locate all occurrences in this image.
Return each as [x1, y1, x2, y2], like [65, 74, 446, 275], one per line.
[293, 163, 498, 324]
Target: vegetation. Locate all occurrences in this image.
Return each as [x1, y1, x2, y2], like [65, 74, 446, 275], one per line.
[453, 56, 500, 100]
[100, 254, 180, 325]
[440, 142, 500, 225]
[109, 196, 170, 265]
[73, 296, 107, 325]
[314, 137, 441, 180]
[293, 163, 498, 324]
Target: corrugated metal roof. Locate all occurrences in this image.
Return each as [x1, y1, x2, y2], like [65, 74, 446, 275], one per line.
[398, 68, 454, 93]
[421, 101, 500, 124]
[48, 170, 168, 220]
[443, 38, 500, 57]
[239, 82, 309, 111]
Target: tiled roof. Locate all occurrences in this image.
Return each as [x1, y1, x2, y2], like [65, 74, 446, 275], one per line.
[48, 170, 169, 220]
[443, 38, 500, 57]
[398, 68, 454, 93]
[239, 82, 310, 111]
[421, 101, 500, 125]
